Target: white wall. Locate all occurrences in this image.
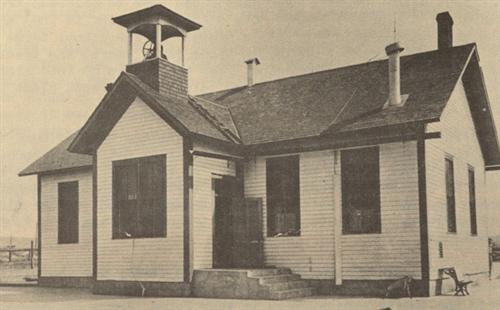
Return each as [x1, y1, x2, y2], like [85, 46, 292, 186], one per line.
[243, 143, 421, 280]
[40, 170, 93, 277]
[426, 81, 489, 285]
[96, 97, 184, 282]
[341, 142, 421, 280]
[192, 155, 236, 269]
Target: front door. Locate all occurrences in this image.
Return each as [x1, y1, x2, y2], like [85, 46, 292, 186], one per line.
[213, 175, 264, 269]
[213, 176, 238, 268]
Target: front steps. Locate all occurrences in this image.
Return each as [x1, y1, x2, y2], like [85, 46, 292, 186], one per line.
[192, 268, 314, 300]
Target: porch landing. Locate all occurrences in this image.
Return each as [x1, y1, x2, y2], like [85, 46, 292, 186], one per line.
[192, 268, 315, 300]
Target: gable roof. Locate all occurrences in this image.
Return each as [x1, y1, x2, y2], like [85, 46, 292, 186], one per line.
[199, 44, 475, 143]
[19, 43, 500, 176]
[68, 71, 232, 154]
[18, 130, 92, 176]
[198, 43, 500, 166]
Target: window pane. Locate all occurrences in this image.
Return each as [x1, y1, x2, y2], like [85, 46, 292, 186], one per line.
[112, 155, 166, 239]
[468, 167, 477, 235]
[266, 156, 300, 236]
[341, 147, 380, 234]
[445, 158, 456, 233]
[58, 181, 79, 244]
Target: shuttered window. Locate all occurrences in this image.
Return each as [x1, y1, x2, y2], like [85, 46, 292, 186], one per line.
[341, 147, 381, 234]
[58, 181, 79, 244]
[468, 166, 477, 235]
[445, 157, 457, 233]
[112, 154, 166, 239]
[266, 155, 300, 237]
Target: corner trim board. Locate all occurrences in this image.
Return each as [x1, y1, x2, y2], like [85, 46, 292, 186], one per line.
[417, 124, 430, 296]
[37, 175, 42, 280]
[183, 138, 193, 283]
[92, 154, 97, 279]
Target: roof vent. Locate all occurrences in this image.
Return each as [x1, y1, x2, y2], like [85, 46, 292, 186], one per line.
[384, 42, 408, 108]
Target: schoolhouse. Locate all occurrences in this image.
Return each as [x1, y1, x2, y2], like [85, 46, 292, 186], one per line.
[19, 5, 500, 299]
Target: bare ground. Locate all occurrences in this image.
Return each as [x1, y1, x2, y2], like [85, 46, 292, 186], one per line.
[1, 264, 499, 309]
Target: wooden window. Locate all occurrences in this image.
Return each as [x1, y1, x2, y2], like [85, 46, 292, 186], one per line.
[112, 154, 166, 239]
[58, 181, 79, 244]
[445, 157, 457, 233]
[341, 146, 381, 234]
[468, 166, 477, 235]
[266, 155, 300, 237]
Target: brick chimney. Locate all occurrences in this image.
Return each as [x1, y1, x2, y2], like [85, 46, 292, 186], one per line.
[436, 12, 454, 50]
[126, 59, 188, 100]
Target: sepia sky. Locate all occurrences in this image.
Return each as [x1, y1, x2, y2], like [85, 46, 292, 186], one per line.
[1, 0, 499, 239]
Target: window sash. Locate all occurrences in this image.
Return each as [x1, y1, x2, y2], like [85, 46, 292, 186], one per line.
[112, 154, 166, 239]
[266, 155, 300, 236]
[58, 181, 79, 244]
[445, 158, 457, 233]
[468, 167, 477, 235]
[341, 147, 381, 234]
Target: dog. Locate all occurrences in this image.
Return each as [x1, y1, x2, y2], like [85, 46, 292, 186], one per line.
[385, 276, 413, 298]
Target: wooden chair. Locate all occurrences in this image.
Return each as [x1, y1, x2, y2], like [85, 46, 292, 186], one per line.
[443, 267, 473, 296]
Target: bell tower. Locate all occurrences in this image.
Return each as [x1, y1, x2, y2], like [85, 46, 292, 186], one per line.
[112, 5, 201, 99]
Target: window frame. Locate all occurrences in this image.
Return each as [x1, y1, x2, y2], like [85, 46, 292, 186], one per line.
[341, 146, 381, 235]
[112, 154, 167, 239]
[468, 165, 478, 236]
[265, 155, 301, 237]
[445, 156, 457, 233]
[57, 181, 79, 244]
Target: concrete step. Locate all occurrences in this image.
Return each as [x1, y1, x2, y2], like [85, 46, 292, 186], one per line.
[248, 268, 291, 277]
[263, 280, 309, 291]
[258, 274, 301, 284]
[270, 287, 315, 300]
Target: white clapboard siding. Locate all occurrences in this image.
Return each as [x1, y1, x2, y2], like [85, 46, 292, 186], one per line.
[192, 155, 236, 269]
[426, 81, 488, 281]
[245, 150, 336, 279]
[40, 170, 93, 277]
[341, 142, 421, 280]
[245, 145, 421, 280]
[97, 97, 184, 282]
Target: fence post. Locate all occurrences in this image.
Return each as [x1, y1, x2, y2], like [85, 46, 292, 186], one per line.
[30, 240, 34, 269]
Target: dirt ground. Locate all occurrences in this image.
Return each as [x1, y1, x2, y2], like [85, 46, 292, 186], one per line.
[1, 266, 499, 310]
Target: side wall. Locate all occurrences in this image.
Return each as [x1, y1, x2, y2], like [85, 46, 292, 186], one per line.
[40, 170, 93, 278]
[96, 97, 184, 282]
[243, 142, 421, 281]
[192, 155, 236, 269]
[426, 81, 489, 292]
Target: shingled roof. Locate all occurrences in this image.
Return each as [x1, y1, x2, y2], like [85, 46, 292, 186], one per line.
[19, 43, 500, 175]
[18, 130, 92, 176]
[67, 71, 233, 155]
[199, 44, 475, 143]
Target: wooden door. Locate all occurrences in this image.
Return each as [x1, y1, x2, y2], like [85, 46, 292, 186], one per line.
[213, 176, 237, 268]
[233, 198, 264, 268]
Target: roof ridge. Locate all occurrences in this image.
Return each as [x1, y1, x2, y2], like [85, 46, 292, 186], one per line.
[197, 43, 477, 99]
[193, 95, 230, 109]
[188, 96, 241, 143]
